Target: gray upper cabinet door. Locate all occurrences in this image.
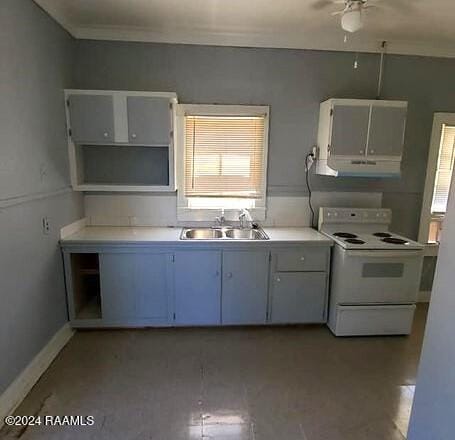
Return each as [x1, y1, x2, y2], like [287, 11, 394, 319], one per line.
[127, 96, 171, 145]
[270, 272, 327, 324]
[68, 94, 115, 144]
[367, 106, 407, 157]
[222, 251, 269, 325]
[100, 253, 171, 323]
[330, 104, 370, 157]
[174, 251, 221, 325]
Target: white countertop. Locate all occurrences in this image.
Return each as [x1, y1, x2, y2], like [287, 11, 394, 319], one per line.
[61, 226, 333, 246]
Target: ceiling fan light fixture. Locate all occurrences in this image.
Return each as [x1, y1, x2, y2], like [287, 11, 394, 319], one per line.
[341, 9, 363, 33]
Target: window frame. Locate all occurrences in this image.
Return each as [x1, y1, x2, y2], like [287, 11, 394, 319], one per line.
[176, 104, 270, 222]
[418, 113, 455, 253]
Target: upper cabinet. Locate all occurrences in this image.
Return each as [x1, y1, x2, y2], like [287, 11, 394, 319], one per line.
[316, 99, 407, 177]
[330, 103, 370, 157]
[65, 90, 178, 192]
[68, 94, 115, 144]
[127, 96, 171, 145]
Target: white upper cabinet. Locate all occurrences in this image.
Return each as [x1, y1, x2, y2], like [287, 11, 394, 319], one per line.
[64, 90, 177, 192]
[316, 98, 407, 177]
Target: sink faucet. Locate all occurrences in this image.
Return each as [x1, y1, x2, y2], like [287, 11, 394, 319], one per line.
[214, 209, 226, 228]
[239, 209, 253, 229]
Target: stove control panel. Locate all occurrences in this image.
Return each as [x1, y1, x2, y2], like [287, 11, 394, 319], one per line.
[319, 208, 392, 226]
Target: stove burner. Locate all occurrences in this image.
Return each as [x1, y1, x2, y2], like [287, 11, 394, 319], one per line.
[334, 232, 358, 239]
[345, 238, 365, 244]
[373, 232, 392, 238]
[382, 237, 409, 245]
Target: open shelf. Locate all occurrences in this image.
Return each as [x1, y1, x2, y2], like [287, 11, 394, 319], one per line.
[70, 253, 102, 320]
[75, 144, 170, 188]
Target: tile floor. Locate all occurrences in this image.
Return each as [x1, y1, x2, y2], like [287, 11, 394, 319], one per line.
[1, 305, 428, 440]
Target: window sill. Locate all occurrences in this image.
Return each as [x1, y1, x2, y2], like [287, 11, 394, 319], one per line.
[423, 243, 439, 257]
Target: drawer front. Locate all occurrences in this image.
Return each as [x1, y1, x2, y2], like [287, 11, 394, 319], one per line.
[274, 247, 328, 272]
[330, 304, 416, 336]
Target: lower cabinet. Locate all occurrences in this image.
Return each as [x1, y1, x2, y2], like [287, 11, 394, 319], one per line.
[100, 253, 172, 323]
[222, 251, 269, 325]
[64, 245, 330, 328]
[174, 251, 222, 325]
[270, 272, 327, 324]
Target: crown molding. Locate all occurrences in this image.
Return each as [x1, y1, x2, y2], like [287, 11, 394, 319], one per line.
[33, 1, 455, 58]
[73, 25, 455, 58]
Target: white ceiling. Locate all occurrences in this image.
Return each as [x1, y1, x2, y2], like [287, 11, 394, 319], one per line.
[34, 0, 455, 57]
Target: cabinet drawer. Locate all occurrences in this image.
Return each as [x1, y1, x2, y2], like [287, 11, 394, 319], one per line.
[274, 247, 328, 272]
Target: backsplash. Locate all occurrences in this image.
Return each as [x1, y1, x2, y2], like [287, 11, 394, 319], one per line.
[84, 192, 382, 227]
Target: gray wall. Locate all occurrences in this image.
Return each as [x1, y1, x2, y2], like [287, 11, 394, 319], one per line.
[0, 0, 83, 394]
[73, 40, 455, 238]
[408, 178, 455, 440]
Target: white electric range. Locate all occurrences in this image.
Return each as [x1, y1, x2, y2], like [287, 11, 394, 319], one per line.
[319, 207, 424, 336]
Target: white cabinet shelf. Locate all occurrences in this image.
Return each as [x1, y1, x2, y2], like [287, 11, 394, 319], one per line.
[64, 89, 178, 192]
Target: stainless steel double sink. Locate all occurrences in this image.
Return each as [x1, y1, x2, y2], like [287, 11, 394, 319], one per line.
[180, 227, 269, 240]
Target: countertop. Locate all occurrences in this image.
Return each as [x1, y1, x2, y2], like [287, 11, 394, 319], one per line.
[60, 226, 333, 246]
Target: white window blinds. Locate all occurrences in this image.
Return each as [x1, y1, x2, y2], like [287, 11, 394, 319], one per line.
[431, 124, 455, 214]
[184, 115, 266, 198]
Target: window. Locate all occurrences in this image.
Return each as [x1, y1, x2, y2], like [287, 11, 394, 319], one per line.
[176, 105, 269, 221]
[419, 113, 455, 246]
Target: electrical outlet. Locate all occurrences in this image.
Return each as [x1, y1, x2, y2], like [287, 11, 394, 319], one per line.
[42, 217, 50, 235]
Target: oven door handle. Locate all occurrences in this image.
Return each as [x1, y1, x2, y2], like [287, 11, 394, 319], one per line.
[346, 250, 423, 258]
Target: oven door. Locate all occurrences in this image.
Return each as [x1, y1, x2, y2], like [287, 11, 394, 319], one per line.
[331, 248, 424, 304]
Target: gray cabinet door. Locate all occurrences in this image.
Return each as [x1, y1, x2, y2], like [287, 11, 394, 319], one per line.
[100, 253, 171, 322]
[99, 253, 136, 320]
[174, 251, 221, 325]
[135, 254, 172, 320]
[127, 96, 171, 145]
[330, 104, 370, 156]
[368, 106, 407, 157]
[270, 272, 327, 324]
[222, 251, 269, 325]
[68, 94, 115, 144]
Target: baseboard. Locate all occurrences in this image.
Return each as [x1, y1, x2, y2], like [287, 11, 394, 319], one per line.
[418, 290, 432, 303]
[0, 323, 74, 428]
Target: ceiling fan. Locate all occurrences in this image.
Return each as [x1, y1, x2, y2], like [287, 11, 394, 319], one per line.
[312, 0, 379, 33]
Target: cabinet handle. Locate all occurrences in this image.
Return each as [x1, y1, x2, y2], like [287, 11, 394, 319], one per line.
[300, 256, 305, 261]
[226, 272, 233, 279]
[276, 277, 281, 282]
[359, 149, 364, 154]
[370, 149, 375, 154]
[215, 270, 220, 277]
[131, 133, 137, 139]
[103, 132, 109, 138]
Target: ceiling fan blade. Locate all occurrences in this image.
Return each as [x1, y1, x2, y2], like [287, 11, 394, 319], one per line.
[310, 0, 337, 11]
[310, 0, 349, 11]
